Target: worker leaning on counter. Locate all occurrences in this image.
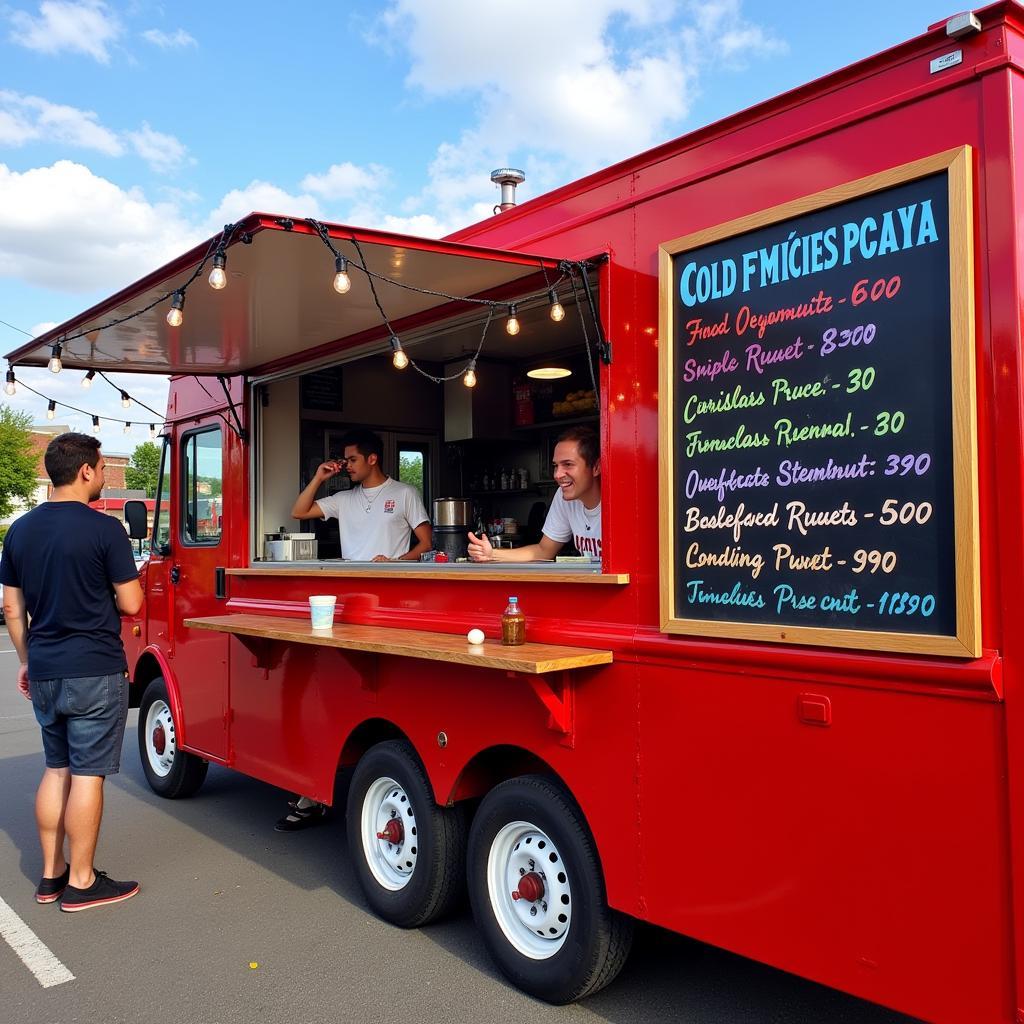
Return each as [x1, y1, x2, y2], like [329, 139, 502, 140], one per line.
[468, 426, 601, 562]
[292, 427, 432, 562]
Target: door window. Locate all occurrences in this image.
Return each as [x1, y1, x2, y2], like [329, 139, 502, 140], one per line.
[182, 427, 223, 545]
[151, 436, 171, 555]
[398, 444, 428, 505]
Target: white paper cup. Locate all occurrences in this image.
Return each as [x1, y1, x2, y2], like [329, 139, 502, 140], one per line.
[309, 595, 337, 630]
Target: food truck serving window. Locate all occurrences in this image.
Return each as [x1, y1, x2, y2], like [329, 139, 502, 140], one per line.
[182, 426, 223, 546]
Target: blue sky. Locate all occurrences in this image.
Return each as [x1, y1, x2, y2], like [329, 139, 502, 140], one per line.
[0, 0, 952, 451]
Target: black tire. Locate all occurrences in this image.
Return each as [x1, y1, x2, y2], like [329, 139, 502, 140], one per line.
[346, 740, 466, 928]
[467, 775, 633, 1004]
[137, 676, 208, 798]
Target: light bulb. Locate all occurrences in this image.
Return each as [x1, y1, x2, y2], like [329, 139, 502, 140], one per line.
[390, 336, 408, 369]
[149, 423, 156, 439]
[92, 415, 101, 433]
[47, 400, 56, 419]
[548, 290, 565, 322]
[166, 290, 185, 328]
[82, 370, 95, 388]
[333, 255, 351, 294]
[124, 421, 132, 434]
[209, 252, 227, 290]
[121, 391, 131, 409]
[464, 364, 477, 388]
[4, 369, 15, 396]
[506, 304, 520, 336]
[48, 344, 63, 373]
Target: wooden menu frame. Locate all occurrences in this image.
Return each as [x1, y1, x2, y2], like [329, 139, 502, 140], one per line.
[657, 147, 980, 657]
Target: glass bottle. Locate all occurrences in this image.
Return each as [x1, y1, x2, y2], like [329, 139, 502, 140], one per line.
[501, 596, 526, 646]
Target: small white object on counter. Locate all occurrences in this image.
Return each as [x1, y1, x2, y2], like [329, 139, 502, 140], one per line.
[467, 628, 486, 646]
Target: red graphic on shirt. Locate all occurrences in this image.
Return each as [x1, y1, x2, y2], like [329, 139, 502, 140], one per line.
[384, 500, 396, 514]
[575, 534, 601, 557]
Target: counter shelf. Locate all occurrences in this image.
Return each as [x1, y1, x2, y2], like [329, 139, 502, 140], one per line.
[184, 612, 616, 742]
[230, 563, 628, 584]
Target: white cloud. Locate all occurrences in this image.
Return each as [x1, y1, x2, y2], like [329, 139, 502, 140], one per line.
[204, 181, 324, 230]
[368, 0, 787, 234]
[126, 122, 191, 173]
[7, 0, 122, 64]
[0, 91, 123, 154]
[30, 321, 59, 336]
[300, 162, 389, 200]
[141, 28, 197, 49]
[0, 160, 201, 292]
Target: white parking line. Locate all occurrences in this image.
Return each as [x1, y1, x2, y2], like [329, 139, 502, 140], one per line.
[0, 895, 75, 988]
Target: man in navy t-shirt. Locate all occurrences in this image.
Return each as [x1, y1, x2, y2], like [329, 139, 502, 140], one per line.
[1, 432, 144, 912]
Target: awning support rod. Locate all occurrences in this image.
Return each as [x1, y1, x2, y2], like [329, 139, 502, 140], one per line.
[216, 375, 248, 442]
[577, 257, 611, 365]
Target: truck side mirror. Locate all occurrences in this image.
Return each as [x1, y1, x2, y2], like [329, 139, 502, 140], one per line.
[124, 499, 149, 540]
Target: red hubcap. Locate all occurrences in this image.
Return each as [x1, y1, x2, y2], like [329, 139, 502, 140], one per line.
[376, 818, 403, 844]
[512, 871, 545, 902]
[153, 724, 166, 756]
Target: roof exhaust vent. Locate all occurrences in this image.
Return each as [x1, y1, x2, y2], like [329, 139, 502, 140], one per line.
[491, 168, 525, 214]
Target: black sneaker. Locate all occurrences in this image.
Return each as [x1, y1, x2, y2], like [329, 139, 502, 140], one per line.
[60, 871, 139, 913]
[35, 864, 70, 904]
[275, 803, 326, 832]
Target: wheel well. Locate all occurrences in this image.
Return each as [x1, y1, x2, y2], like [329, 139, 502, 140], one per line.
[449, 744, 564, 803]
[338, 718, 409, 770]
[129, 652, 164, 709]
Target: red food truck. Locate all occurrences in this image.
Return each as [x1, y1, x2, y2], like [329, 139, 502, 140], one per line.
[8, 4, 1024, 1020]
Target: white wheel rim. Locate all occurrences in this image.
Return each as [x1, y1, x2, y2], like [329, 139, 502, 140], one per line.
[486, 820, 572, 959]
[144, 699, 176, 778]
[361, 776, 418, 891]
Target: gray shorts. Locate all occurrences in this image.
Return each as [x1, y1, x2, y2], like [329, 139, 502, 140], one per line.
[31, 673, 130, 776]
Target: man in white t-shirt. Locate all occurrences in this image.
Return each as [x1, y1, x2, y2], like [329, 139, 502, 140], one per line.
[291, 428, 432, 562]
[467, 426, 601, 563]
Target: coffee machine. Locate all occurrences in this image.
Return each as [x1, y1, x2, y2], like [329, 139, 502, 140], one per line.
[432, 498, 471, 560]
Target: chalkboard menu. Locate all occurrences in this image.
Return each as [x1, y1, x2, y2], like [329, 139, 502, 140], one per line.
[300, 366, 344, 412]
[658, 148, 979, 656]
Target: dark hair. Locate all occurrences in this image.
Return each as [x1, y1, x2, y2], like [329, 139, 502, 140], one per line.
[340, 428, 384, 462]
[44, 432, 101, 487]
[556, 425, 599, 468]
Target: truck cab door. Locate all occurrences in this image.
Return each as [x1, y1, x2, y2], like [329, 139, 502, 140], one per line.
[168, 423, 230, 761]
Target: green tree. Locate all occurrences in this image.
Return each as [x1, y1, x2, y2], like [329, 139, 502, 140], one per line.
[0, 406, 37, 520]
[125, 440, 162, 497]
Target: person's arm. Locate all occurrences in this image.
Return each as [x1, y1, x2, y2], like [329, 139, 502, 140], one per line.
[291, 462, 342, 520]
[3, 585, 30, 698]
[402, 521, 433, 561]
[114, 579, 144, 615]
[467, 531, 564, 562]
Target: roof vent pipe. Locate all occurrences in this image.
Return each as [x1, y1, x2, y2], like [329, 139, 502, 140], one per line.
[491, 168, 525, 213]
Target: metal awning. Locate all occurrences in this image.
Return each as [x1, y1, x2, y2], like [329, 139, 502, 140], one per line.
[3, 214, 564, 376]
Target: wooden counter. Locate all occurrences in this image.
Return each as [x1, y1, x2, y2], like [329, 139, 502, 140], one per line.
[227, 565, 629, 585]
[184, 613, 614, 674]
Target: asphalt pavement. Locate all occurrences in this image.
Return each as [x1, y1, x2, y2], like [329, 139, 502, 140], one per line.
[0, 627, 923, 1024]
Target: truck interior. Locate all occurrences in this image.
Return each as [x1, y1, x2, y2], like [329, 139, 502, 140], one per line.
[254, 276, 603, 566]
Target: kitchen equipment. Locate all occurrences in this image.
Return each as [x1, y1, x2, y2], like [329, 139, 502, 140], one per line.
[433, 497, 471, 560]
[263, 532, 318, 561]
[433, 498, 472, 526]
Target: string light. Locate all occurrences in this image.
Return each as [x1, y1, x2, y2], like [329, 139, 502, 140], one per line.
[120, 390, 131, 409]
[5, 369, 15, 395]
[149, 423, 157, 439]
[92, 415, 100, 433]
[333, 255, 351, 294]
[463, 358, 477, 389]
[505, 304, 520, 336]
[46, 399, 56, 419]
[82, 370, 95, 388]
[548, 289, 565, 322]
[48, 343, 63, 374]
[208, 251, 228, 290]
[166, 291, 185, 328]
[390, 337, 409, 370]
[124, 421, 132, 434]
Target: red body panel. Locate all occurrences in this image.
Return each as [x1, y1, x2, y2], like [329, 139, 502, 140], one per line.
[124, 7, 1024, 1021]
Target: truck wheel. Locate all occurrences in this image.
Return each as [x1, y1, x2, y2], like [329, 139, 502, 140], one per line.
[346, 740, 466, 928]
[467, 775, 633, 1004]
[138, 677, 208, 798]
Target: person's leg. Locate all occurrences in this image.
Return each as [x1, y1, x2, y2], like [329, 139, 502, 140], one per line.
[35, 767, 71, 877]
[65, 775, 104, 890]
